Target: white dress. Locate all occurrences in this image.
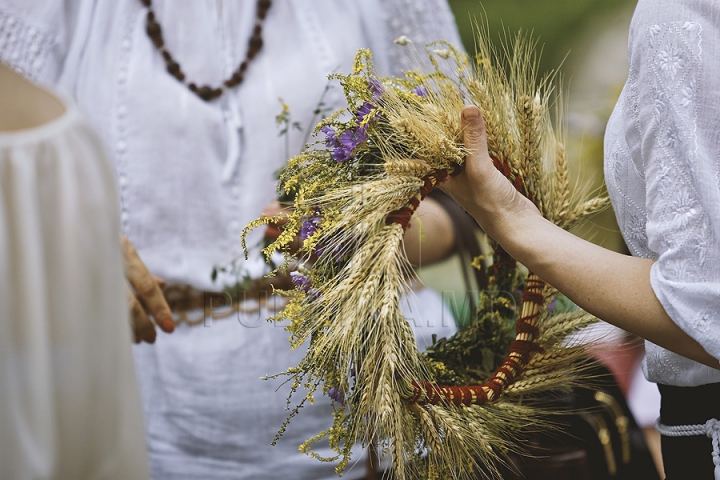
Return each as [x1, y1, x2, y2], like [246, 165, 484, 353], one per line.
[0, 1, 462, 478]
[604, 0, 720, 387]
[0, 94, 149, 479]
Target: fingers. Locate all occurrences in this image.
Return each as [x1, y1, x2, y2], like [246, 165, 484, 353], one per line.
[127, 284, 156, 344]
[460, 105, 491, 169]
[121, 235, 175, 334]
[153, 276, 166, 289]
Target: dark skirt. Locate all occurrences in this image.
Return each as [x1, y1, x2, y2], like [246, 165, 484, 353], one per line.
[658, 383, 720, 480]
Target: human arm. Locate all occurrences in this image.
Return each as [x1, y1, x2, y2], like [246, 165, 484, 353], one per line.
[262, 198, 455, 267]
[441, 105, 720, 369]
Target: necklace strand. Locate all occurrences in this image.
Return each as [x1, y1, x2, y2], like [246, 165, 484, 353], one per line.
[139, 0, 272, 101]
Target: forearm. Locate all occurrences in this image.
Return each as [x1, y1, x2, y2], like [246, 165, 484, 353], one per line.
[484, 206, 719, 369]
[443, 105, 718, 369]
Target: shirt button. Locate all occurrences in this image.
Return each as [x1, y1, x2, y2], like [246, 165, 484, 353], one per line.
[116, 140, 127, 153]
[120, 212, 129, 222]
[117, 105, 127, 117]
[229, 220, 240, 231]
[231, 186, 241, 197]
[122, 39, 131, 50]
[118, 175, 128, 187]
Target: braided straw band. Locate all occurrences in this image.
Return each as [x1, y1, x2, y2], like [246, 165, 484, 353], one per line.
[384, 159, 546, 406]
[385, 167, 458, 231]
[401, 273, 545, 406]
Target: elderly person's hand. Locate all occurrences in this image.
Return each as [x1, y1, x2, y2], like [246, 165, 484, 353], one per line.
[121, 234, 174, 343]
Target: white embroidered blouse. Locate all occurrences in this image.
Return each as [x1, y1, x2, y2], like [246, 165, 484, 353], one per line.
[604, 0, 720, 387]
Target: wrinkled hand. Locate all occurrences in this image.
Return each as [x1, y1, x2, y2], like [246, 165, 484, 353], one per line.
[440, 105, 537, 239]
[121, 234, 175, 343]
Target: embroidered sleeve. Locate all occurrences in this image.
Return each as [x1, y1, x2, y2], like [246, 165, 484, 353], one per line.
[628, 17, 720, 361]
[0, 0, 79, 84]
[378, 0, 463, 76]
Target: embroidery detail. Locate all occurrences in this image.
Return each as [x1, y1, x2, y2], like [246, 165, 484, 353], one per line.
[0, 8, 55, 81]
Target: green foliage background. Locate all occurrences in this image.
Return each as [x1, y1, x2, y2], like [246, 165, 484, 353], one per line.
[449, 0, 631, 76]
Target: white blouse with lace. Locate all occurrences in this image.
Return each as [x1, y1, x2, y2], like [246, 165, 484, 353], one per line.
[604, 0, 720, 387]
[0, 1, 462, 478]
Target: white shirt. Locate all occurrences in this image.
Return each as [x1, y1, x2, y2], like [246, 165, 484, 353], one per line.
[0, 1, 462, 478]
[604, 0, 720, 387]
[0, 94, 149, 480]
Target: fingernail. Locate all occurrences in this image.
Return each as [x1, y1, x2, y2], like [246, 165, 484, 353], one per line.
[462, 106, 480, 120]
[162, 317, 175, 333]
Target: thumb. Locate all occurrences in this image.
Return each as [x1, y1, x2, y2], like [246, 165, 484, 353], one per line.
[461, 105, 490, 165]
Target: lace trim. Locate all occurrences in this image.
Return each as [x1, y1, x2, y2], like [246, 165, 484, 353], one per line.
[0, 7, 55, 82]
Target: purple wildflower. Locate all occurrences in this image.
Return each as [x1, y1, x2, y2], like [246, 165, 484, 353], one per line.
[300, 212, 321, 241]
[330, 145, 354, 163]
[307, 288, 321, 302]
[321, 125, 339, 148]
[356, 101, 381, 124]
[368, 78, 384, 101]
[332, 126, 367, 163]
[339, 126, 367, 149]
[411, 85, 429, 97]
[321, 124, 367, 163]
[328, 386, 345, 404]
[290, 271, 312, 293]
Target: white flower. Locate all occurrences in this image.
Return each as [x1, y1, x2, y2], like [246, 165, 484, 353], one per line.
[393, 35, 411, 46]
[433, 48, 450, 59]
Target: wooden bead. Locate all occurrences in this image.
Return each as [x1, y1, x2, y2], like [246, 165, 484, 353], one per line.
[146, 22, 163, 48]
[139, 0, 271, 99]
[167, 62, 183, 81]
[247, 37, 263, 58]
[257, 0, 271, 18]
[197, 85, 214, 101]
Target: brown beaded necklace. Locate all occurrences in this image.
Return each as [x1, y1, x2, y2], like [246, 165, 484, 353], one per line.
[139, 0, 272, 101]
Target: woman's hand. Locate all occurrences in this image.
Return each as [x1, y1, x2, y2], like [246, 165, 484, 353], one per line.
[121, 234, 175, 343]
[440, 105, 538, 242]
[440, 108, 718, 369]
